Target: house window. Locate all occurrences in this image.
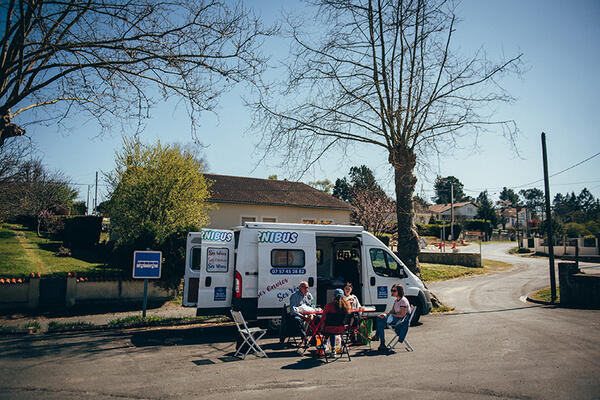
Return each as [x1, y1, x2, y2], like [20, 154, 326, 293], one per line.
[241, 216, 256, 224]
[302, 218, 333, 225]
[262, 217, 277, 223]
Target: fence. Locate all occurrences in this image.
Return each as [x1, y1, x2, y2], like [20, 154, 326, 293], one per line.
[524, 237, 599, 257]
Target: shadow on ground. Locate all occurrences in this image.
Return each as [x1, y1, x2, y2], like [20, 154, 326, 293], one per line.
[0, 300, 171, 319]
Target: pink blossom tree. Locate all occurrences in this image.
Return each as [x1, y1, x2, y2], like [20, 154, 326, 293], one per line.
[351, 187, 396, 236]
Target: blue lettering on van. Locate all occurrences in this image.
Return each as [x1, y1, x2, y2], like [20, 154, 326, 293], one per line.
[258, 231, 298, 244]
[270, 268, 306, 275]
[377, 286, 388, 299]
[202, 230, 232, 242]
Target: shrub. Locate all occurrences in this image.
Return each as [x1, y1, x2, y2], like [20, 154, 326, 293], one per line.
[56, 246, 72, 257]
[416, 223, 462, 240]
[62, 216, 102, 249]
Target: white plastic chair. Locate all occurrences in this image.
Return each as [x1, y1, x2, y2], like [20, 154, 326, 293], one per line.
[230, 310, 268, 359]
[386, 305, 417, 352]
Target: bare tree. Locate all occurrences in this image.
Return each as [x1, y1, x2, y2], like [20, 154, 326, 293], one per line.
[250, 0, 522, 274]
[0, 0, 275, 147]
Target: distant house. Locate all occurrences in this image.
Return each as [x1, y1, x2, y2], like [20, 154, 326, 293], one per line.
[205, 174, 352, 229]
[498, 207, 527, 228]
[428, 201, 479, 221]
[414, 202, 434, 224]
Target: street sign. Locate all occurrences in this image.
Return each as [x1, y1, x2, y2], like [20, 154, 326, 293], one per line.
[132, 251, 162, 279]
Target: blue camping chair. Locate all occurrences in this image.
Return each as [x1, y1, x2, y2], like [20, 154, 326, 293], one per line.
[386, 305, 417, 352]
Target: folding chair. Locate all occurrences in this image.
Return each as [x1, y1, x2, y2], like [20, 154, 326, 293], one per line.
[230, 310, 268, 359]
[386, 305, 417, 352]
[317, 312, 351, 362]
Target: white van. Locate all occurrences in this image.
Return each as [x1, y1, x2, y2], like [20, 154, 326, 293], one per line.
[182, 222, 432, 325]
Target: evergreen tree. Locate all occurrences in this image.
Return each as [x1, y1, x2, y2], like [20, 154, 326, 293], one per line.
[476, 191, 499, 228]
[432, 176, 469, 204]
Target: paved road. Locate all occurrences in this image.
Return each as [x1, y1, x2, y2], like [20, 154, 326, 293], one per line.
[0, 243, 598, 399]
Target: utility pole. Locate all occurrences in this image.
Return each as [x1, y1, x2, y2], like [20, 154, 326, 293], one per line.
[541, 132, 557, 303]
[86, 185, 90, 215]
[450, 183, 454, 241]
[94, 171, 98, 216]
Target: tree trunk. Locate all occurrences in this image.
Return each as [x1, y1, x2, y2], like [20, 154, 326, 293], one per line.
[391, 146, 421, 276]
[0, 113, 26, 148]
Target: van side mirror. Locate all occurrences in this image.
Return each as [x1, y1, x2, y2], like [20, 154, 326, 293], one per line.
[398, 268, 407, 278]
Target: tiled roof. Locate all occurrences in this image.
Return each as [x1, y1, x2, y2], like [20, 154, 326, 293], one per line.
[428, 201, 477, 213]
[205, 174, 352, 210]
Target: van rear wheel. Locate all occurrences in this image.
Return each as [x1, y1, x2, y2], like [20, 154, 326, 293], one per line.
[407, 297, 422, 326]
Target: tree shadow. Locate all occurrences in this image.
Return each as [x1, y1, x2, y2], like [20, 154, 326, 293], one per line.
[0, 300, 171, 319]
[130, 324, 238, 347]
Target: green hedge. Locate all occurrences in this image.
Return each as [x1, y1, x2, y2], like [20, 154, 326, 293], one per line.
[62, 216, 102, 249]
[416, 223, 462, 240]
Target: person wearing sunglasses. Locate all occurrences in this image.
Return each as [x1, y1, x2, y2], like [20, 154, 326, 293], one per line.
[371, 283, 411, 352]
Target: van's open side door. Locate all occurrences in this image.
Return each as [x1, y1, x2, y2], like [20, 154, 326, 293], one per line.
[257, 230, 317, 318]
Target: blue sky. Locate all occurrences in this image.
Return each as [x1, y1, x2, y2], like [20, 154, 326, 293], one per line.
[14, 0, 600, 206]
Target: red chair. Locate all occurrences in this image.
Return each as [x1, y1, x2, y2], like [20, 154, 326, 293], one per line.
[317, 311, 351, 362]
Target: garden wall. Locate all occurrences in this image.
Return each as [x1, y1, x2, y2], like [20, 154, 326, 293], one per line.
[0, 277, 170, 310]
[416, 251, 482, 267]
[558, 262, 600, 309]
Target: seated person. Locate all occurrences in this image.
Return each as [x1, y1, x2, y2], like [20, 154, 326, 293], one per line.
[343, 282, 362, 329]
[289, 281, 315, 339]
[321, 288, 350, 351]
[371, 283, 411, 352]
[343, 282, 361, 311]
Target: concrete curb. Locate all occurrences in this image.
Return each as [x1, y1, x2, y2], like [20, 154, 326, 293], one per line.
[525, 296, 558, 306]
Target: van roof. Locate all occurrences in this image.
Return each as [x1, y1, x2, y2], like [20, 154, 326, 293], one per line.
[241, 222, 364, 233]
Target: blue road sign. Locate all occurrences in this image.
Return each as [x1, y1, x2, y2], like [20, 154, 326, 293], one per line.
[133, 251, 162, 279]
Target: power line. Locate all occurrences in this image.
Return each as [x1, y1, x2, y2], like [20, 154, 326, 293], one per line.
[509, 151, 600, 190]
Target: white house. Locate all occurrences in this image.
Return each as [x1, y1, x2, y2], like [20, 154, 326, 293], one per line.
[205, 174, 352, 229]
[428, 201, 479, 221]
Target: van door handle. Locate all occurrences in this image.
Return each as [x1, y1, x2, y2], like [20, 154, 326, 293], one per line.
[370, 277, 375, 286]
[308, 277, 314, 287]
[205, 277, 212, 287]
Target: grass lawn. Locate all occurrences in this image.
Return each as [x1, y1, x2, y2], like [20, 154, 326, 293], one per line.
[529, 286, 560, 303]
[0, 223, 116, 278]
[421, 259, 512, 282]
[0, 226, 31, 276]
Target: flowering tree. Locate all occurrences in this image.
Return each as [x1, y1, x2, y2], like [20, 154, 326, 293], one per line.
[351, 187, 396, 236]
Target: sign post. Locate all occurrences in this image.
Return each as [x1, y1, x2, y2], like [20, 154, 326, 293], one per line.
[132, 250, 162, 318]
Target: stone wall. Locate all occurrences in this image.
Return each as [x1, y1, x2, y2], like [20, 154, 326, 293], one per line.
[0, 277, 170, 310]
[416, 251, 482, 268]
[558, 262, 600, 309]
